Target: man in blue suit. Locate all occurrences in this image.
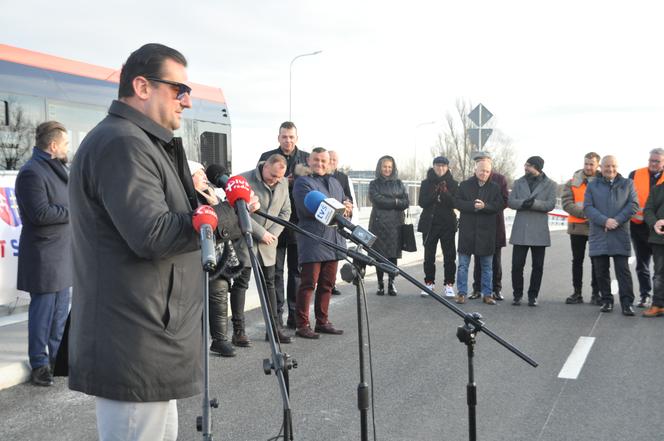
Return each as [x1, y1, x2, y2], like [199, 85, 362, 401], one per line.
[15, 121, 72, 386]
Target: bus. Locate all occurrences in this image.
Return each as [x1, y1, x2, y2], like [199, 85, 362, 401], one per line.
[0, 44, 233, 309]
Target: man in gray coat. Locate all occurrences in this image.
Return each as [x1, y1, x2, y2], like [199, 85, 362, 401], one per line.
[508, 156, 557, 306]
[584, 155, 638, 315]
[15, 121, 71, 387]
[240, 154, 292, 343]
[68, 44, 246, 440]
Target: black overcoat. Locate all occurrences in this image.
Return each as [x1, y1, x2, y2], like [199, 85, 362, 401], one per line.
[368, 156, 409, 259]
[15, 147, 72, 293]
[454, 176, 503, 256]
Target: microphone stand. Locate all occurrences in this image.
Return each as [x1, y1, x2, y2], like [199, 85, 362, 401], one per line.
[339, 240, 370, 441]
[197, 259, 218, 440]
[241, 229, 296, 440]
[255, 210, 539, 441]
[255, 211, 395, 441]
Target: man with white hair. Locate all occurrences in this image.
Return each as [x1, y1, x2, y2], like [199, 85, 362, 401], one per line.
[584, 155, 638, 315]
[453, 159, 504, 305]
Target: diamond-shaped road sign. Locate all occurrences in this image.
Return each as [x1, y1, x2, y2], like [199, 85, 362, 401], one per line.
[468, 104, 493, 127]
[469, 128, 493, 148]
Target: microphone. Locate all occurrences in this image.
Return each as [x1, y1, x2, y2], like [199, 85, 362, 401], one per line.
[224, 175, 253, 235]
[205, 164, 230, 189]
[193, 205, 218, 272]
[303, 190, 376, 247]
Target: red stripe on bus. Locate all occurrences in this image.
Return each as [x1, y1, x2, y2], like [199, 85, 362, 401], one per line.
[0, 44, 227, 105]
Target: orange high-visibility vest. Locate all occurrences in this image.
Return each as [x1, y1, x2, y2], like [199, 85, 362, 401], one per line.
[568, 182, 588, 224]
[631, 167, 664, 224]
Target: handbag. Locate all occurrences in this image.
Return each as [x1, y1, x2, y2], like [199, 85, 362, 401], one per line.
[401, 209, 417, 252]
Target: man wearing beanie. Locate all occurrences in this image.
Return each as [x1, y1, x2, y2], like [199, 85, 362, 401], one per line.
[507, 156, 557, 306]
[417, 156, 458, 297]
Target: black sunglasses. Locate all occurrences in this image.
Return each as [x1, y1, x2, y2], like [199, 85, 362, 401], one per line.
[145, 77, 192, 100]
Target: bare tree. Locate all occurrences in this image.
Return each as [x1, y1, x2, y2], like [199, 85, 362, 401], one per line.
[0, 104, 35, 170]
[431, 99, 517, 182]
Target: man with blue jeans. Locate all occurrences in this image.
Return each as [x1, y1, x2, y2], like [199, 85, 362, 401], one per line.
[453, 159, 504, 305]
[15, 121, 72, 387]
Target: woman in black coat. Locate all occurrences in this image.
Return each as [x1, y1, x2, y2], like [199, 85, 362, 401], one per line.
[368, 155, 410, 295]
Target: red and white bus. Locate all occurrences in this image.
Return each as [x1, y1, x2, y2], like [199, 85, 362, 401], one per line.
[0, 44, 233, 308]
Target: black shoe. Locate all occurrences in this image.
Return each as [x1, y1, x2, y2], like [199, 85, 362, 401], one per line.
[637, 297, 650, 308]
[565, 293, 584, 304]
[512, 297, 522, 306]
[31, 365, 54, 387]
[590, 294, 602, 306]
[492, 291, 504, 301]
[210, 339, 236, 357]
[331, 287, 341, 296]
[622, 305, 635, 316]
[600, 303, 614, 313]
[469, 291, 481, 300]
[528, 298, 538, 307]
[376, 281, 385, 296]
[388, 282, 398, 296]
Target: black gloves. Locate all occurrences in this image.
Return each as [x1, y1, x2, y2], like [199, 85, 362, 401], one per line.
[521, 197, 535, 209]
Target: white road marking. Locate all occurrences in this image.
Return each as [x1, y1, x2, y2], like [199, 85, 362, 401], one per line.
[558, 336, 595, 380]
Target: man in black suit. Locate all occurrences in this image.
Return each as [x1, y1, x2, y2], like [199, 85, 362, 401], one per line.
[15, 121, 72, 387]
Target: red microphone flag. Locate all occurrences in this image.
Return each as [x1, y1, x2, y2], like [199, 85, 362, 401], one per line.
[192, 205, 218, 232]
[225, 176, 252, 208]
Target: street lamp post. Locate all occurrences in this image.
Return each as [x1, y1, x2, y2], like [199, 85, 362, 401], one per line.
[414, 120, 436, 175]
[289, 50, 322, 120]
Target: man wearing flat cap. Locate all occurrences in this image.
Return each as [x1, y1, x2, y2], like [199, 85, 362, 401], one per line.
[417, 156, 458, 297]
[507, 156, 557, 306]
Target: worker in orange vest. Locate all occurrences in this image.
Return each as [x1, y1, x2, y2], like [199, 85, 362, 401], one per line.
[562, 152, 602, 305]
[628, 148, 664, 308]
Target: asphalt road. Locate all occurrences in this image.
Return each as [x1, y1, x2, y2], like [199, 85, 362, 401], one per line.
[1, 230, 663, 441]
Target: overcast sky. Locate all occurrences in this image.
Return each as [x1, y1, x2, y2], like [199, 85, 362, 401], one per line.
[2, 0, 663, 181]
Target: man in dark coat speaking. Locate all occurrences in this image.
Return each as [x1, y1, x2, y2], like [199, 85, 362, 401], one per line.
[453, 159, 504, 305]
[68, 44, 246, 440]
[15, 121, 71, 387]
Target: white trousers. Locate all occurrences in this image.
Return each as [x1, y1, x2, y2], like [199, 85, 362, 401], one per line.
[96, 397, 178, 441]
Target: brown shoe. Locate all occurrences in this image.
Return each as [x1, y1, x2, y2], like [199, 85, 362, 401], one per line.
[643, 305, 664, 317]
[483, 296, 497, 305]
[455, 295, 466, 304]
[314, 323, 344, 335]
[232, 330, 252, 347]
[295, 327, 320, 339]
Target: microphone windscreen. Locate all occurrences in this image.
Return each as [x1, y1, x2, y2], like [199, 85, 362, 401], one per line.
[205, 164, 229, 187]
[193, 205, 218, 232]
[304, 190, 327, 215]
[225, 176, 252, 208]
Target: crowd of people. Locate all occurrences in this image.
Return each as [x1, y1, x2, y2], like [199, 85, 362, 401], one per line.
[11, 42, 664, 440]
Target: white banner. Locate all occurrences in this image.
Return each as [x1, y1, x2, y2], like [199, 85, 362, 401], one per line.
[0, 171, 27, 306]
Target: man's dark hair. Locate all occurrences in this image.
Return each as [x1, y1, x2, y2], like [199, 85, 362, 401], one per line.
[311, 147, 327, 154]
[279, 121, 297, 132]
[35, 121, 66, 150]
[118, 43, 187, 99]
[584, 152, 601, 162]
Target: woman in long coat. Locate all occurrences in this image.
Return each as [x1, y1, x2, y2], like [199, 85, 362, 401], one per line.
[369, 155, 410, 295]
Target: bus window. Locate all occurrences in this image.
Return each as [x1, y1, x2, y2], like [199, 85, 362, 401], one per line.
[0, 101, 7, 126]
[200, 131, 230, 172]
[47, 101, 106, 154]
